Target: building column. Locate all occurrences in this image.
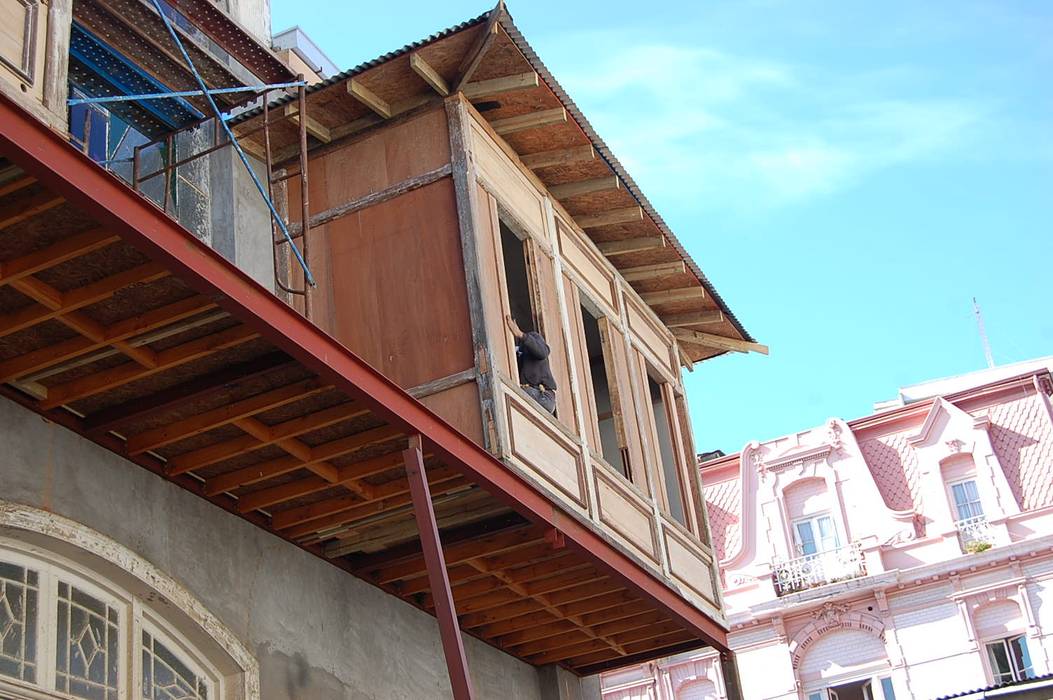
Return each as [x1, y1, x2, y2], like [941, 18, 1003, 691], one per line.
[538, 665, 601, 700]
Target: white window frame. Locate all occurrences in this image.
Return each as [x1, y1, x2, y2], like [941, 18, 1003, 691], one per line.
[805, 675, 896, 700]
[791, 513, 841, 557]
[0, 542, 222, 700]
[983, 634, 1034, 685]
[948, 478, 984, 522]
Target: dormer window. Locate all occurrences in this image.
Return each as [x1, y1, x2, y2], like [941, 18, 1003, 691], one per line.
[793, 514, 840, 556]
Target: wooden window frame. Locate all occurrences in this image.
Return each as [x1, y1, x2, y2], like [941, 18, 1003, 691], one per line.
[640, 362, 692, 529]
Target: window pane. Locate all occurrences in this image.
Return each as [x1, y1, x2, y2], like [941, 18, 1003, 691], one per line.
[796, 522, 817, 555]
[0, 560, 38, 683]
[142, 630, 208, 700]
[881, 677, 897, 700]
[986, 640, 1014, 683]
[817, 516, 840, 550]
[1009, 636, 1034, 680]
[807, 693, 824, 700]
[56, 582, 120, 700]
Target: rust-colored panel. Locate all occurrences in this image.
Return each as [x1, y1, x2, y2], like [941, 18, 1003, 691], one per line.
[420, 381, 484, 446]
[307, 106, 451, 212]
[323, 179, 473, 388]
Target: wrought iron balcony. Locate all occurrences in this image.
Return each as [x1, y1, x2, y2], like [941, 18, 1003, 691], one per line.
[956, 514, 995, 553]
[773, 542, 867, 596]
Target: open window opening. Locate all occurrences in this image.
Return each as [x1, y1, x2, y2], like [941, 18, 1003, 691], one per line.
[647, 371, 688, 525]
[579, 302, 629, 479]
[807, 676, 897, 700]
[500, 221, 538, 350]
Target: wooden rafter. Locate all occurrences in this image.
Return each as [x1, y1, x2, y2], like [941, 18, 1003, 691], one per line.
[520, 145, 595, 170]
[672, 327, 769, 355]
[0, 228, 118, 288]
[453, 0, 504, 91]
[347, 79, 393, 119]
[489, 108, 566, 136]
[548, 176, 620, 201]
[0, 191, 64, 230]
[410, 53, 450, 96]
[283, 105, 331, 143]
[664, 310, 724, 327]
[639, 287, 705, 305]
[463, 71, 538, 100]
[620, 261, 685, 282]
[578, 207, 644, 229]
[597, 235, 664, 255]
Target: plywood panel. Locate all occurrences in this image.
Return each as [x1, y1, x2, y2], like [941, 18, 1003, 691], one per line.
[663, 524, 718, 607]
[468, 117, 546, 239]
[0, 0, 46, 103]
[530, 245, 576, 430]
[557, 220, 617, 316]
[564, 277, 601, 454]
[308, 106, 450, 211]
[419, 380, 484, 446]
[323, 179, 474, 388]
[625, 294, 675, 378]
[594, 467, 658, 563]
[603, 319, 648, 493]
[474, 184, 516, 378]
[505, 387, 587, 509]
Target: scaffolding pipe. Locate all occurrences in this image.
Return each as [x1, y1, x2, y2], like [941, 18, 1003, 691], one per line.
[147, 0, 315, 287]
[67, 81, 307, 106]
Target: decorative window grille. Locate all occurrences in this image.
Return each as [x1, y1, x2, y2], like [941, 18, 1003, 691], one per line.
[0, 546, 219, 700]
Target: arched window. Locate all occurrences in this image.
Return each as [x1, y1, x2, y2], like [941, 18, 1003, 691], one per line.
[0, 506, 257, 700]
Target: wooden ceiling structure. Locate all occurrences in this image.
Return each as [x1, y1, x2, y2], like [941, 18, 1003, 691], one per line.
[0, 90, 729, 676]
[232, 3, 764, 364]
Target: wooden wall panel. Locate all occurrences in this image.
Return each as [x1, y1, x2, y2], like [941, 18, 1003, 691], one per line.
[530, 246, 575, 428]
[556, 221, 617, 317]
[473, 184, 516, 378]
[604, 321, 649, 494]
[468, 118, 546, 239]
[625, 295, 675, 379]
[306, 106, 450, 209]
[593, 467, 659, 563]
[662, 524, 719, 608]
[322, 179, 474, 388]
[564, 278, 601, 454]
[504, 387, 588, 510]
[419, 381, 484, 446]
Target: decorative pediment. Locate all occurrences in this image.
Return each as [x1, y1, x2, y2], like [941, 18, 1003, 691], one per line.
[763, 444, 833, 473]
[907, 398, 983, 448]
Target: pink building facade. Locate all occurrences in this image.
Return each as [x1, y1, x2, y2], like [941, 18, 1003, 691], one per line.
[602, 363, 1053, 700]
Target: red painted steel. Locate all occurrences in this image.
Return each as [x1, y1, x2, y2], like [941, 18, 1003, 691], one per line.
[0, 91, 729, 653]
[404, 436, 476, 699]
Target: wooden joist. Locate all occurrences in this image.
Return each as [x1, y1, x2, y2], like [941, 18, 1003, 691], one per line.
[453, 5, 502, 91]
[463, 71, 539, 100]
[167, 400, 369, 475]
[347, 79, 392, 119]
[0, 191, 64, 230]
[0, 227, 118, 288]
[548, 176, 620, 201]
[663, 310, 724, 327]
[578, 207, 644, 229]
[0, 297, 216, 383]
[0, 263, 168, 339]
[41, 324, 258, 409]
[520, 145, 595, 170]
[620, 261, 685, 282]
[489, 107, 567, 136]
[409, 53, 449, 96]
[672, 327, 769, 355]
[639, 287, 705, 305]
[283, 105, 331, 143]
[597, 235, 663, 256]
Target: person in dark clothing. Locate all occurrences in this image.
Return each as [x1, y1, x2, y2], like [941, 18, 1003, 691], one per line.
[505, 315, 557, 414]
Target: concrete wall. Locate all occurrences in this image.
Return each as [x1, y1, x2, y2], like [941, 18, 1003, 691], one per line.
[0, 396, 597, 699]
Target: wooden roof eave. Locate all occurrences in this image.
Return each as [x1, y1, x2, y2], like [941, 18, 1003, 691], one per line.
[0, 91, 728, 670]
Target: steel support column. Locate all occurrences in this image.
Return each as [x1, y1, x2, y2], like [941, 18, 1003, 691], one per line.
[403, 435, 476, 700]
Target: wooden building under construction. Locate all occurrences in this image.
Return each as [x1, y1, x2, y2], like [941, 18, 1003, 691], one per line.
[0, 1, 763, 698]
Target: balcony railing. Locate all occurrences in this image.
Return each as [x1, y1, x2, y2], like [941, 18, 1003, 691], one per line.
[773, 542, 867, 596]
[956, 514, 995, 552]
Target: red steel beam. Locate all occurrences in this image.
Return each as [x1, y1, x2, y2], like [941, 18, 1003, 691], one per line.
[404, 436, 476, 699]
[0, 92, 729, 654]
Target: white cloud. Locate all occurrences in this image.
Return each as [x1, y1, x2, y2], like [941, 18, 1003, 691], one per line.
[539, 32, 990, 210]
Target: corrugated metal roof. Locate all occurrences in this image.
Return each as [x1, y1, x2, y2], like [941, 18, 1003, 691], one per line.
[936, 671, 1053, 699]
[238, 3, 754, 345]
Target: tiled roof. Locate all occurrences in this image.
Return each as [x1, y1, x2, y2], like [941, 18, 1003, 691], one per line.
[858, 431, 921, 513]
[703, 477, 741, 562]
[980, 393, 1053, 510]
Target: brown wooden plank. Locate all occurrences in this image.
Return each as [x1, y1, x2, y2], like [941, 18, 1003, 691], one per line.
[0, 191, 64, 230]
[0, 227, 118, 288]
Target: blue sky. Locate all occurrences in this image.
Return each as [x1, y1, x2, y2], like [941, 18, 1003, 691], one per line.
[271, 1, 1053, 453]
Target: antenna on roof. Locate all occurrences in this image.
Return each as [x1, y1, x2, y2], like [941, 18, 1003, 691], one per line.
[973, 297, 995, 369]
